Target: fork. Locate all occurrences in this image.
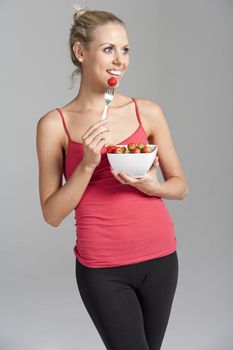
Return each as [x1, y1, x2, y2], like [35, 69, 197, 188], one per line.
[101, 87, 115, 120]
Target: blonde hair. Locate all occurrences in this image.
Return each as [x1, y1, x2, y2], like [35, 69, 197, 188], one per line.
[69, 4, 125, 88]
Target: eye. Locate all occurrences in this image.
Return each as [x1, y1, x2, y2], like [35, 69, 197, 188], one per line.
[122, 47, 130, 55]
[103, 46, 130, 54]
[103, 46, 113, 53]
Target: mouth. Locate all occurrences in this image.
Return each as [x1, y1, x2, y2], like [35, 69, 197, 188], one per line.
[106, 69, 122, 77]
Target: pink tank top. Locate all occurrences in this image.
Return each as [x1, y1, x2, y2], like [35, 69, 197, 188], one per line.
[57, 97, 176, 268]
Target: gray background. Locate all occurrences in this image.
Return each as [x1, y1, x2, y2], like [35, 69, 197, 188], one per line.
[0, 0, 232, 349]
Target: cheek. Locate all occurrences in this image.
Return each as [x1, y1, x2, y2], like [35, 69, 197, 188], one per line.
[96, 55, 110, 67]
[124, 61, 129, 71]
[124, 55, 130, 66]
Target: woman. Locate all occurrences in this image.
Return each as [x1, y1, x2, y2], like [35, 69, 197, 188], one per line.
[36, 6, 188, 350]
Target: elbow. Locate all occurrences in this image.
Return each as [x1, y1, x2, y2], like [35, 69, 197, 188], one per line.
[43, 210, 61, 227]
[179, 184, 189, 200]
[44, 216, 60, 227]
[47, 219, 60, 227]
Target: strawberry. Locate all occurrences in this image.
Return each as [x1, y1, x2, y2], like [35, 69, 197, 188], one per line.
[141, 146, 153, 153]
[107, 77, 117, 87]
[130, 147, 141, 153]
[112, 147, 124, 154]
[127, 143, 137, 151]
[137, 143, 146, 150]
[107, 145, 116, 153]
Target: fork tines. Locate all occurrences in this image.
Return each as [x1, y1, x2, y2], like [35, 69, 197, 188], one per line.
[106, 88, 114, 95]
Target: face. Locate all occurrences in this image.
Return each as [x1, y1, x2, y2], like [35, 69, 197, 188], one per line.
[79, 23, 130, 89]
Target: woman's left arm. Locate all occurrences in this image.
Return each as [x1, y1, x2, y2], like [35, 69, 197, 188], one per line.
[110, 99, 189, 200]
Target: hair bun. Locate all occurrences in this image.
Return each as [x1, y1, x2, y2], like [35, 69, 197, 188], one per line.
[73, 3, 89, 21]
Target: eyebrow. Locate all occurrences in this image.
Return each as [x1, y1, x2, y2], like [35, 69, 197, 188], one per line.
[98, 42, 130, 47]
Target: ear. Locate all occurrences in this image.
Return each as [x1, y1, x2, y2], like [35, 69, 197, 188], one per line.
[73, 41, 85, 62]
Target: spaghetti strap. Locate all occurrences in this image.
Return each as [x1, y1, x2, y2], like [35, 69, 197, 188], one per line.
[132, 97, 142, 125]
[56, 108, 71, 141]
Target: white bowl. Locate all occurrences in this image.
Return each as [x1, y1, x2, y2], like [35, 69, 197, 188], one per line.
[107, 144, 158, 178]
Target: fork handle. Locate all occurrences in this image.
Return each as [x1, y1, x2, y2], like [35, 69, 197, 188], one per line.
[101, 105, 108, 120]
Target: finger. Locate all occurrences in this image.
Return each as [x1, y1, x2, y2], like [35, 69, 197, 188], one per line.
[118, 171, 138, 184]
[83, 128, 110, 146]
[82, 120, 108, 142]
[110, 167, 139, 184]
[95, 138, 107, 152]
[110, 170, 127, 184]
[90, 134, 108, 150]
[151, 156, 159, 168]
[82, 125, 109, 144]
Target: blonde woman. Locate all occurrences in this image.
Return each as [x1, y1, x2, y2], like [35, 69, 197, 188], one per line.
[36, 6, 188, 350]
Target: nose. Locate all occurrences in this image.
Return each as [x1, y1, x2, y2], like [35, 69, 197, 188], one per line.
[113, 49, 124, 65]
[113, 57, 122, 66]
[113, 59, 121, 67]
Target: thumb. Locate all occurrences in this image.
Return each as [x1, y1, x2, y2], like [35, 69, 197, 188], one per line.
[154, 156, 159, 167]
[150, 156, 159, 170]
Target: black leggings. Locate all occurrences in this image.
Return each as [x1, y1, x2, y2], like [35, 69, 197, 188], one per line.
[75, 251, 178, 350]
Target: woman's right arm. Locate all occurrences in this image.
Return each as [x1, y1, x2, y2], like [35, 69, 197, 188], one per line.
[36, 111, 109, 227]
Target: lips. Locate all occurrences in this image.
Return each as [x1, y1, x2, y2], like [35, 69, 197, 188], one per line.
[106, 69, 122, 77]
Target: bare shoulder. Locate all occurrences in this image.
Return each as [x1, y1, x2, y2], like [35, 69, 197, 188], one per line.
[36, 108, 64, 148]
[134, 98, 165, 136]
[114, 93, 135, 108]
[135, 98, 163, 118]
[37, 108, 61, 132]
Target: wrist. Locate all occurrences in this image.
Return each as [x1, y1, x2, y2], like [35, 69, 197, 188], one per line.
[80, 160, 96, 174]
[149, 181, 166, 197]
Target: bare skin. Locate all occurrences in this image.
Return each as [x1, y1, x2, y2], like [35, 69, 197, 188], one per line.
[36, 23, 188, 227]
[60, 94, 151, 156]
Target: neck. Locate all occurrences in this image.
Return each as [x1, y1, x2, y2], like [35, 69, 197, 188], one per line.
[73, 77, 118, 112]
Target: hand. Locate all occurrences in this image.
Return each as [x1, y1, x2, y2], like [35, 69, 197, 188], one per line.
[110, 156, 162, 196]
[81, 119, 110, 170]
